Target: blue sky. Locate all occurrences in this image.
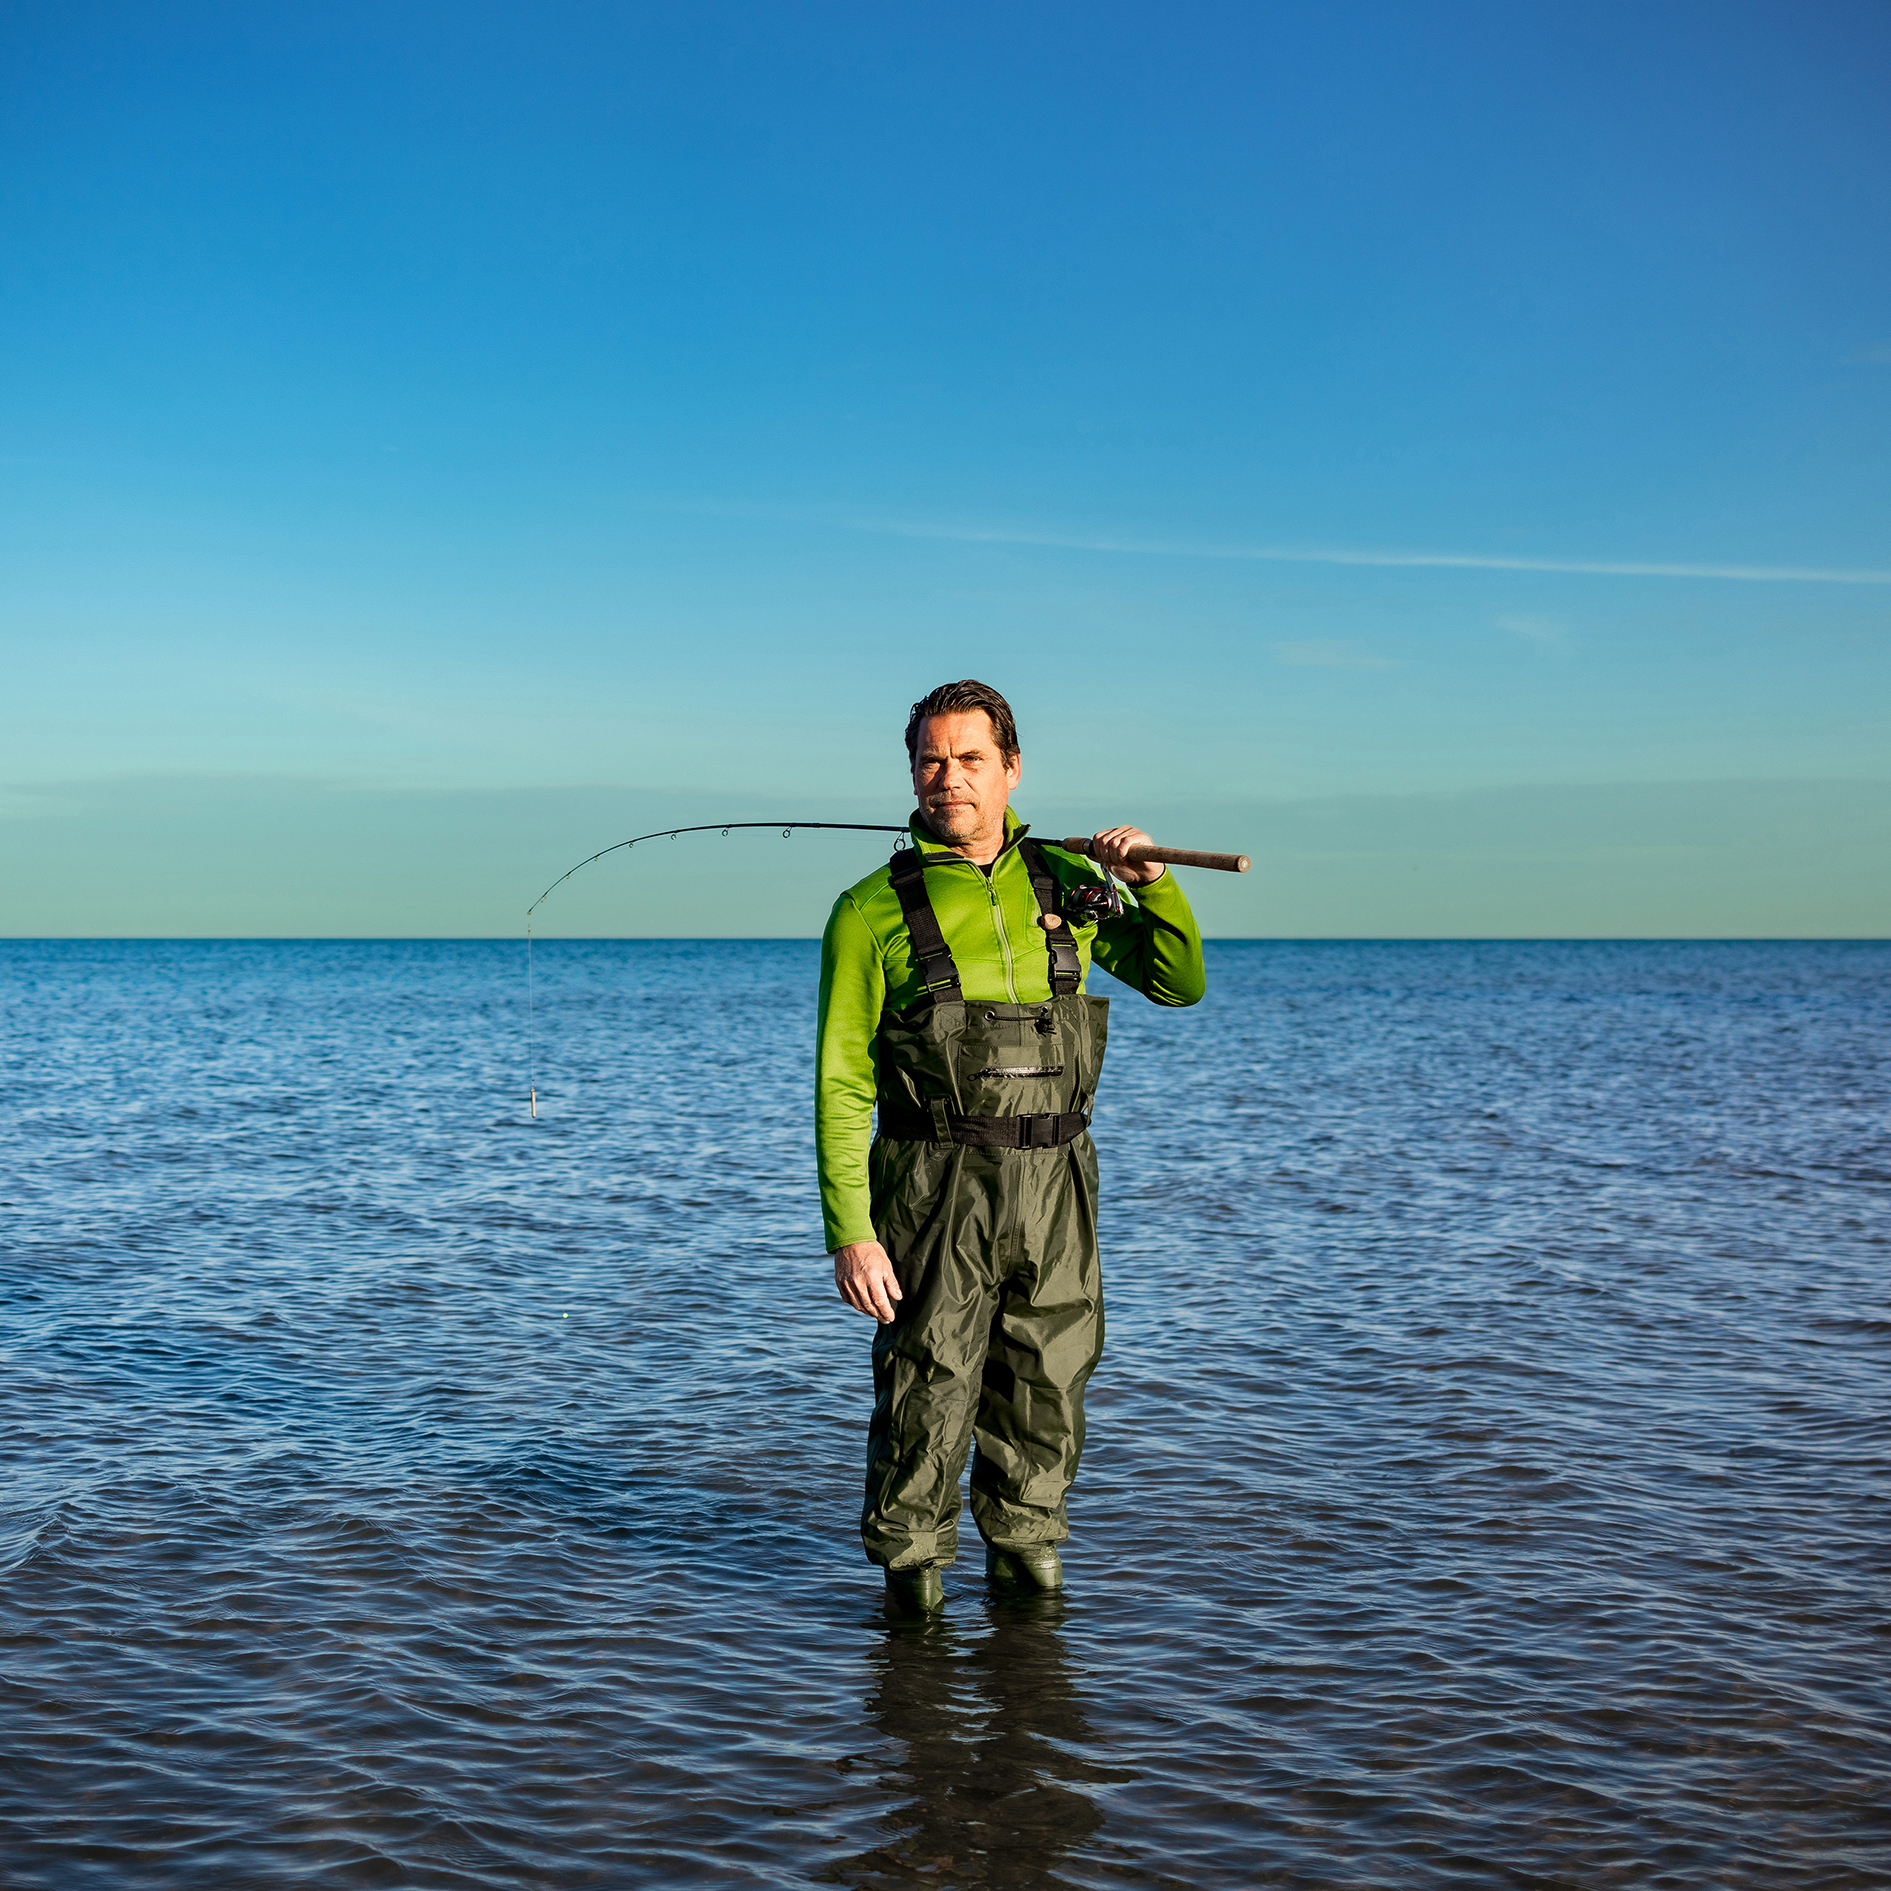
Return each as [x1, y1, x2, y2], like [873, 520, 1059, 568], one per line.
[3, 0, 1887, 935]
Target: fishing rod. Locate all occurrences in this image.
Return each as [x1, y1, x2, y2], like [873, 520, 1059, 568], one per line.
[525, 822, 911, 1117]
[523, 820, 1250, 1117]
[1055, 838, 1250, 875]
[525, 822, 913, 921]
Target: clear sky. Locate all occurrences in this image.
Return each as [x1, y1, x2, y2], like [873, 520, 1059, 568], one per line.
[4, 0, 1888, 936]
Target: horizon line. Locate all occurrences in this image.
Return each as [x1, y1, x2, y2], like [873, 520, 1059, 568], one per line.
[3, 934, 1885, 945]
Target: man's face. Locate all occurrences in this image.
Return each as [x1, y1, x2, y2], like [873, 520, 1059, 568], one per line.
[911, 711, 1022, 847]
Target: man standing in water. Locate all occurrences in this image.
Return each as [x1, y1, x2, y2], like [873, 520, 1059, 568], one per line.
[817, 680, 1206, 1615]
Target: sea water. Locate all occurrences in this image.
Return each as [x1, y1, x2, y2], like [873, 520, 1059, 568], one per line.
[1, 939, 1885, 1888]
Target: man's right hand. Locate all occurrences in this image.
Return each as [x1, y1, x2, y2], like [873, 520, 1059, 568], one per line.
[833, 1241, 903, 1324]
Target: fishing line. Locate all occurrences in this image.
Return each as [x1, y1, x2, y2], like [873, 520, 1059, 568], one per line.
[523, 821, 910, 1118]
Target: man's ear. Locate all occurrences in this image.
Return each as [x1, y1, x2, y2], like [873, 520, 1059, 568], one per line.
[1007, 751, 1023, 788]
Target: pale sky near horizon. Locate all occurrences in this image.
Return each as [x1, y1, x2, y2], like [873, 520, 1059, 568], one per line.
[3, 1, 1888, 936]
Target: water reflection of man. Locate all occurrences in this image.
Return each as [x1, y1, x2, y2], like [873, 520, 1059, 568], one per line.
[818, 679, 1205, 1614]
[837, 1606, 1110, 1885]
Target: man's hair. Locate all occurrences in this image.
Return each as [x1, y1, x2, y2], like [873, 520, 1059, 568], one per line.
[904, 680, 1020, 766]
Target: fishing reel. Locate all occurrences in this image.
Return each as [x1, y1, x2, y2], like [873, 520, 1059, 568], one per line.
[1061, 877, 1123, 925]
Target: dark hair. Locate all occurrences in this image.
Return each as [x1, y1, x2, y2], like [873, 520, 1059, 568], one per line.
[903, 680, 1021, 765]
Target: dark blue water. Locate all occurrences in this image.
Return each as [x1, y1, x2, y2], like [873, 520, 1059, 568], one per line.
[1, 939, 1886, 1888]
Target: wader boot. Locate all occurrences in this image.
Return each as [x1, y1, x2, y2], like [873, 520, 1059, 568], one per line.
[884, 1565, 946, 1618]
[862, 840, 1109, 1582]
[986, 1544, 1064, 1593]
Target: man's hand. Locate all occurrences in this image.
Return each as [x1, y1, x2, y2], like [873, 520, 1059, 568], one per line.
[834, 1240, 904, 1324]
[1091, 825, 1165, 886]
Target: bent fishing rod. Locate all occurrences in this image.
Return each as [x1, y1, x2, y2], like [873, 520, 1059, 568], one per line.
[523, 820, 1250, 1117]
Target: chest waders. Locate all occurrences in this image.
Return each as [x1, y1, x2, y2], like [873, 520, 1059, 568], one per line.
[862, 837, 1112, 1573]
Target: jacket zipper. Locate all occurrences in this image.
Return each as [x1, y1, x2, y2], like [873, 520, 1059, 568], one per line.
[988, 867, 1020, 1003]
[924, 832, 1026, 1003]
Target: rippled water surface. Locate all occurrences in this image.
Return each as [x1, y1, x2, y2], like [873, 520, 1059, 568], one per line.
[2, 938, 1886, 1889]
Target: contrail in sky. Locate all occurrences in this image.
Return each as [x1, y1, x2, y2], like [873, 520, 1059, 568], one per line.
[679, 499, 1891, 583]
[830, 515, 1891, 585]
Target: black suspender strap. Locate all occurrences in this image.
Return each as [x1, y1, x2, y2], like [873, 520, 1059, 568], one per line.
[890, 834, 1083, 1002]
[1018, 838, 1083, 997]
[889, 846, 962, 998]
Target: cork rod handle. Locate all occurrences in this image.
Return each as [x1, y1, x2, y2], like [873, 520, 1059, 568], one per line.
[1061, 837, 1251, 874]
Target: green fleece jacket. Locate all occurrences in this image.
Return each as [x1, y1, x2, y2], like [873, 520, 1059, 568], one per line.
[816, 809, 1207, 1250]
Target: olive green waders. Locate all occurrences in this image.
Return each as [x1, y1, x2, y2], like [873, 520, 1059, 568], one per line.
[862, 840, 1110, 1572]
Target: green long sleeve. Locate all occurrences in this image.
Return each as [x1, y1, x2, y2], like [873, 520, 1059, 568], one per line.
[815, 812, 1206, 1250]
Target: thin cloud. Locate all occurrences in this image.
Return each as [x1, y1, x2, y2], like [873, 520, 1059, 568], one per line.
[859, 518, 1891, 585]
[690, 501, 1891, 586]
[1850, 342, 1891, 364]
[1495, 613, 1568, 645]
[1270, 639, 1402, 671]
[0, 789, 80, 821]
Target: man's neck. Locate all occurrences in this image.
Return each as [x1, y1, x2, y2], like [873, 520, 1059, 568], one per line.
[923, 811, 1012, 868]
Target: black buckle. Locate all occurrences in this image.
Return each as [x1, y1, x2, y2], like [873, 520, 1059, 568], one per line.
[916, 950, 959, 992]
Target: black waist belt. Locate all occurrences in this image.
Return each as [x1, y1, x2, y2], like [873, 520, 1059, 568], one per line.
[877, 1104, 1091, 1149]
